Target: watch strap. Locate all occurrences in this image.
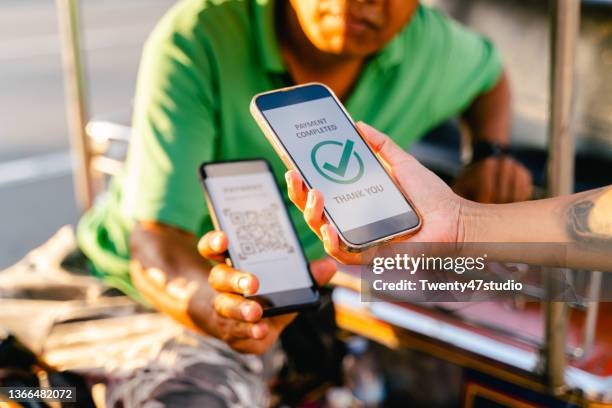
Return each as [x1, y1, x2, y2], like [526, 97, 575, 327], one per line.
[471, 140, 511, 164]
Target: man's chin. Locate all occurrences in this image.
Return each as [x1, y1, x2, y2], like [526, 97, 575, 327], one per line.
[314, 33, 381, 58]
[337, 40, 380, 58]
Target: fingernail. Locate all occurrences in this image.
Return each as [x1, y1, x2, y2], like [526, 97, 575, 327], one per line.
[285, 172, 291, 184]
[320, 225, 329, 241]
[211, 233, 223, 250]
[251, 323, 267, 339]
[307, 190, 315, 207]
[146, 268, 166, 286]
[242, 303, 256, 320]
[238, 276, 251, 293]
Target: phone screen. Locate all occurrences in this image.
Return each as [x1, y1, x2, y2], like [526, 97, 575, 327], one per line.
[256, 85, 419, 246]
[203, 162, 313, 296]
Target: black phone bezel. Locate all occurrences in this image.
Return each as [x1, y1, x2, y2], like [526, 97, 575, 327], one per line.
[198, 158, 320, 317]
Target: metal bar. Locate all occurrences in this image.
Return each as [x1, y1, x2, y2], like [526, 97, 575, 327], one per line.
[91, 156, 124, 176]
[543, 271, 569, 393]
[581, 271, 602, 357]
[56, 0, 93, 211]
[544, 0, 580, 394]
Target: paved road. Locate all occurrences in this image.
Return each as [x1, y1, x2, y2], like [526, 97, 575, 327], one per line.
[0, 0, 175, 268]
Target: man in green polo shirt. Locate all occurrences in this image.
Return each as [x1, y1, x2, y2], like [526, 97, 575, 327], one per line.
[77, 0, 532, 404]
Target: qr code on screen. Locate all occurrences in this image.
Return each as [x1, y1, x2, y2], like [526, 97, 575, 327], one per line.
[224, 204, 295, 260]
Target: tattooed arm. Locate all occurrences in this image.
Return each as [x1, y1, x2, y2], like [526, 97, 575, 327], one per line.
[459, 187, 612, 271]
[287, 122, 612, 271]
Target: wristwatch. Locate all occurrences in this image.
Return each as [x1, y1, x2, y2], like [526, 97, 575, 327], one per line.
[470, 140, 511, 165]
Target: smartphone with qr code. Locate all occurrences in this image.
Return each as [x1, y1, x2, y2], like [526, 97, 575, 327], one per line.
[199, 159, 320, 316]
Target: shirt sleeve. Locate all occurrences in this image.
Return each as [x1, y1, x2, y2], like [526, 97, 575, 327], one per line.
[427, 8, 503, 124]
[120, 11, 217, 233]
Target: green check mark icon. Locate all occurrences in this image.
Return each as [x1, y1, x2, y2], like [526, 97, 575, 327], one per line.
[322, 139, 354, 177]
[311, 139, 364, 184]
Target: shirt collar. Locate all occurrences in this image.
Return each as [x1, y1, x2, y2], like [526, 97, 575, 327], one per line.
[252, 0, 406, 74]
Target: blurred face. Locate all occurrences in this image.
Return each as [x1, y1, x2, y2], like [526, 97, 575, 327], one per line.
[289, 0, 418, 57]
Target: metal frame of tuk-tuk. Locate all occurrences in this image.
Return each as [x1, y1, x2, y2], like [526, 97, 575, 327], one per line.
[55, 0, 606, 403]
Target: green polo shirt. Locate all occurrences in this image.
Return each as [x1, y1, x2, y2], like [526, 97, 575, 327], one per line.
[77, 0, 502, 301]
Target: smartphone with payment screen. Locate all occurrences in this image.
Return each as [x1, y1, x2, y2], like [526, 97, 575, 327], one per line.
[250, 83, 421, 251]
[199, 159, 319, 316]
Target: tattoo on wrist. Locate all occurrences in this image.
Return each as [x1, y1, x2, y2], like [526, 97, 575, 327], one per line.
[566, 188, 612, 246]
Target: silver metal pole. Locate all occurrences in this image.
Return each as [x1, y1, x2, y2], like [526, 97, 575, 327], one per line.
[582, 271, 602, 357]
[544, 0, 580, 394]
[56, 0, 93, 211]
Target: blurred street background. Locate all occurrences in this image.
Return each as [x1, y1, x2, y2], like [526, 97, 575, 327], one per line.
[0, 0, 174, 268]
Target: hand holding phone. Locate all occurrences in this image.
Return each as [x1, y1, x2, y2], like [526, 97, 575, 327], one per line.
[198, 230, 336, 353]
[286, 122, 464, 265]
[199, 159, 326, 316]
